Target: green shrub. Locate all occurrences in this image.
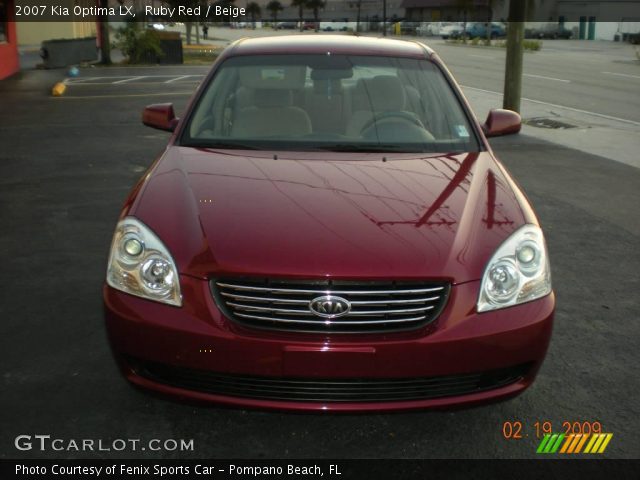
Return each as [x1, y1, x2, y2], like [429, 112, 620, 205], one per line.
[523, 39, 542, 51]
[114, 23, 164, 64]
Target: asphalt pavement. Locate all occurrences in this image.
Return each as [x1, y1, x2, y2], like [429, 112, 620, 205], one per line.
[0, 62, 639, 459]
[174, 26, 640, 123]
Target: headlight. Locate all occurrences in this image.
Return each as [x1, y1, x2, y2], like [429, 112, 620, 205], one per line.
[477, 224, 551, 312]
[106, 217, 182, 306]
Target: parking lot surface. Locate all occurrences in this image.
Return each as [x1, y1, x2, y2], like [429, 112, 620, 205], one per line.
[0, 64, 639, 459]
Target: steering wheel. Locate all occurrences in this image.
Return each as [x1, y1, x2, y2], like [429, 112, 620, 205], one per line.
[359, 111, 425, 135]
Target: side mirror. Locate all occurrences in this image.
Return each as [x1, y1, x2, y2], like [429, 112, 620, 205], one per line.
[142, 103, 179, 132]
[482, 109, 521, 137]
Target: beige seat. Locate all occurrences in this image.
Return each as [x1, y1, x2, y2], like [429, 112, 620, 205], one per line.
[231, 89, 312, 138]
[346, 75, 413, 137]
[304, 75, 350, 135]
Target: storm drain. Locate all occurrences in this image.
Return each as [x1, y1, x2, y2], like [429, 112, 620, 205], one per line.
[524, 117, 578, 129]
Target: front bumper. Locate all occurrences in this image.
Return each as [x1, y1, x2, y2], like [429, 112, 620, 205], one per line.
[104, 275, 554, 412]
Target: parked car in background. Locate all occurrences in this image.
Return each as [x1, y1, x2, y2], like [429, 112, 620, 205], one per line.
[321, 21, 349, 31]
[525, 23, 573, 39]
[452, 22, 506, 39]
[416, 22, 431, 36]
[105, 35, 554, 412]
[276, 21, 297, 30]
[399, 20, 421, 35]
[440, 23, 464, 39]
[427, 22, 455, 36]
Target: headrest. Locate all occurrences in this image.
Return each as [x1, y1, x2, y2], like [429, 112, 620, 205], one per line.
[311, 68, 353, 81]
[252, 89, 293, 108]
[239, 65, 306, 90]
[366, 75, 406, 111]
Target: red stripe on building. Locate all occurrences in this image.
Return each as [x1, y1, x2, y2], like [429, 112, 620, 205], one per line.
[0, 1, 19, 79]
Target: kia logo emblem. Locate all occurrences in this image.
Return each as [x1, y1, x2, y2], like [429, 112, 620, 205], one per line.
[309, 295, 351, 318]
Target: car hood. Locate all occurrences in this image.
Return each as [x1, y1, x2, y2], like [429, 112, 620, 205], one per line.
[131, 147, 534, 283]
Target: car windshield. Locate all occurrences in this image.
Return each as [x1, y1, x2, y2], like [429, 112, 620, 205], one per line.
[181, 54, 480, 153]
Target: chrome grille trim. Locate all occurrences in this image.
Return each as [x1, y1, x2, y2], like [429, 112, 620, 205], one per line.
[212, 278, 450, 334]
[216, 282, 445, 295]
[235, 312, 429, 325]
[220, 292, 441, 306]
[226, 302, 435, 316]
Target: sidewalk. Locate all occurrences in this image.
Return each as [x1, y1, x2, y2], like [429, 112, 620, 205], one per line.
[463, 86, 640, 169]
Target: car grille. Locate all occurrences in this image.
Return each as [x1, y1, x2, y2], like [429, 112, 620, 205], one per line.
[131, 359, 530, 403]
[211, 278, 450, 333]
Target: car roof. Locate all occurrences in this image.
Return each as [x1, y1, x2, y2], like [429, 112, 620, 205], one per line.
[228, 35, 433, 59]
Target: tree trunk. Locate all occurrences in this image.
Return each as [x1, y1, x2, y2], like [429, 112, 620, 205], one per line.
[98, 0, 111, 64]
[486, 6, 493, 44]
[195, 23, 200, 44]
[299, 6, 304, 31]
[462, 11, 467, 43]
[503, 0, 525, 112]
[382, 0, 387, 36]
[186, 22, 192, 45]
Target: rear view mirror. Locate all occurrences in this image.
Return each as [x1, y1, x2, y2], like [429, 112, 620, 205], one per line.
[482, 109, 521, 137]
[142, 103, 179, 132]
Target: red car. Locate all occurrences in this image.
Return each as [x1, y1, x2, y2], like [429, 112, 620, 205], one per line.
[104, 36, 554, 412]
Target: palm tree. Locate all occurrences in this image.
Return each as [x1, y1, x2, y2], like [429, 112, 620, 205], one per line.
[292, 0, 306, 31]
[164, 0, 201, 44]
[456, 0, 475, 42]
[246, 1, 261, 27]
[305, 0, 325, 32]
[485, 0, 504, 44]
[355, 0, 362, 33]
[266, 0, 284, 26]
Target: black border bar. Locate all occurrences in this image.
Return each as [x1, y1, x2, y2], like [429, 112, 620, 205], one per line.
[3, 459, 640, 480]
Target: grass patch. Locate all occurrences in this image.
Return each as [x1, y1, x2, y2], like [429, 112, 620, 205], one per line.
[446, 38, 542, 51]
[183, 46, 221, 65]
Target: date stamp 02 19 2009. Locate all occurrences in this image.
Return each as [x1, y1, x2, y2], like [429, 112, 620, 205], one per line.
[502, 420, 614, 454]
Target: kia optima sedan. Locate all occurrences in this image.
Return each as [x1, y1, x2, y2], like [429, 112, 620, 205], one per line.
[104, 36, 554, 412]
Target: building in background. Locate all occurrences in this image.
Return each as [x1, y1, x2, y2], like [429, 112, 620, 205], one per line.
[16, 0, 97, 47]
[402, 0, 507, 22]
[0, 0, 19, 79]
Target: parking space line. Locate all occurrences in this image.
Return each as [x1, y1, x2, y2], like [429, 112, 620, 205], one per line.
[112, 76, 147, 84]
[165, 75, 194, 83]
[602, 71, 640, 80]
[51, 92, 194, 99]
[523, 73, 570, 83]
[61, 81, 201, 86]
[461, 85, 640, 126]
[64, 77, 100, 84]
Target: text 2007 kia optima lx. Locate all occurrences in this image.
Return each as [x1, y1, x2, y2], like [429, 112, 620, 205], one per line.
[103, 36, 554, 412]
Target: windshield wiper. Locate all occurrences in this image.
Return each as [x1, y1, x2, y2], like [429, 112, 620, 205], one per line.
[182, 141, 259, 150]
[314, 144, 426, 153]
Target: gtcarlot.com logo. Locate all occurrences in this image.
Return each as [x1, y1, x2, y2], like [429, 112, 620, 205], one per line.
[15, 434, 194, 452]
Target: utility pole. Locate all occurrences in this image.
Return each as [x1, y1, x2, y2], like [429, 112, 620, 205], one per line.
[98, 0, 111, 65]
[382, 0, 387, 36]
[503, 0, 526, 112]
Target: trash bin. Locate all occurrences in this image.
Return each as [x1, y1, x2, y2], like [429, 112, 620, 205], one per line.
[40, 37, 98, 69]
[157, 31, 183, 64]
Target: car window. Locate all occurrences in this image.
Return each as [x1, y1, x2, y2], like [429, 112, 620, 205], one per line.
[182, 54, 480, 153]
